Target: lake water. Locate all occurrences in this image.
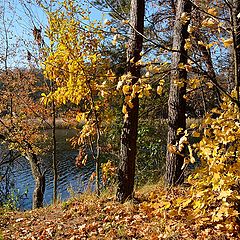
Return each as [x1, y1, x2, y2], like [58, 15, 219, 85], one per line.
[7, 129, 95, 210]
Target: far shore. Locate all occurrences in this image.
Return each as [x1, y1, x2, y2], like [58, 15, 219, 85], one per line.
[40, 118, 84, 129]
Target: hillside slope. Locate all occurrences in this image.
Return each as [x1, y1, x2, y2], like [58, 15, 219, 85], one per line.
[0, 184, 239, 240]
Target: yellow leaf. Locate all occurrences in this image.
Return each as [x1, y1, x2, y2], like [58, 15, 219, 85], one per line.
[145, 71, 150, 77]
[122, 105, 127, 114]
[149, 192, 157, 200]
[208, 8, 218, 17]
[177, 128, 183, 135]
[223, 38, 233, 48]
[163, 201, 171, 209]
[180, 12, 190, 23]
[174, 79, 185, 88]
[182, 198, 192, 208]
[206, 82, 213, 88]
[111, 27, 117, 33]
[202, 18, 218, 28]
[184, 38, 192, 50]
[127, 100, 134, 109]
[206, 42, 215, 49]
[159, 79, 165, 85]
[167, 144, 178, 154]
[187, 25, 194, 33]
[198, 40, 206, 47]
[157, 86, 163, 95]
[144, 89, 151, 97]
[217, 190, 232, 200]
[130, 57, 135, 63]
[145, 84, 152, 91]
[193, 200, 204, 209]
[92, 54, 97, 63]
[179, 135, 188, 151]
[178, 63, 185, 69]
[82, 155, 87, 165]
[122, 85, 130, 95]
[121, 19, 129, 24]
[132, 84, 140, 95]
[188, 145, 195, 163]
[192, 131, 200, 138]
[190, 123, 197, 129]
[112, 40, 117, 45]
[104, 19, 111, 25]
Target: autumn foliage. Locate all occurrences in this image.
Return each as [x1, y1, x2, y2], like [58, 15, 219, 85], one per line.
[1, 0, 240, 238]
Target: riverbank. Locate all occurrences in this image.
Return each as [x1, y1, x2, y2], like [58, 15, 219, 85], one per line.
[1, 183, 239, 240]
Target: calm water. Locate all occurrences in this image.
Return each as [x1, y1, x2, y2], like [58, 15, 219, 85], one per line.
[10, 129, 95, 210]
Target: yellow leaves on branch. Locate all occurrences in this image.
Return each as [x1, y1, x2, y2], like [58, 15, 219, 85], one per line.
[197, 40, 218, 50]
[202, 18, 219, 28]
[207, 8, 218, 17]
[101, 160, 117, 185]
[42, 0, 117, 148]
[117, 60, 169, 111]
[183, 97, 240, 231]
[180, 12, 190, 24]
[118, 72, 157, 116]
[188, 78, 201, 90]
[158, 97, 240, 234]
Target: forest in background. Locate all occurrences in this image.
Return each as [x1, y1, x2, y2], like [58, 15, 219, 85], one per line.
[0, 0, 240, 239]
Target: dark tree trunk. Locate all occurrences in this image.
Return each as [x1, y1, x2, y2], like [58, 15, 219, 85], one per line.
[165, 0, 191, 186]
[232, 0, 240, 101]
[26, 151, 45, 209]
[116, 0, 145, 202]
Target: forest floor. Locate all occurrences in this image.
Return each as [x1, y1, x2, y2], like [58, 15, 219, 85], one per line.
[0, 183, 239, 240]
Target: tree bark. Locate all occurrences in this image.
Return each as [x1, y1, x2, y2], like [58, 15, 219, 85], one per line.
[52, 99, 58, 204]
[116, 0, 145, 202]
[26, 151, 45, 209]
[165, 0, 191, 186]
[232, 0, 240, 101]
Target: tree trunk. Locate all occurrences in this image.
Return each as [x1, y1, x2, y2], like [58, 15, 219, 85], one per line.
[197, 35, 221, 105]
[52, 100, 58, 204]
[232, 0, 240, 101]
[165, 0, 191, 186]
[116, 0, 145, 202]
[26, 152, 45, 209]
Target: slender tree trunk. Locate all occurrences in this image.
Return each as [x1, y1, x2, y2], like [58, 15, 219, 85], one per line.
[165, 0, 191, 186]
[52, 99, 58, 203]
[26, 151, 45, 209]
[196, 36, 221, 105]
[194, 10, 221, 105]
[87, 81, 101, 196]
[232, 0, 240, 101]
[116, 0, 145, 203]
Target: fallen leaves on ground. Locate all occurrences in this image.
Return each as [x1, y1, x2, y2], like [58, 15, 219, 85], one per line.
[0, 185, 239, 239]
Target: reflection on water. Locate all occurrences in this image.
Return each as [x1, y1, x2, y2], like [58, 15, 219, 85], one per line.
[11, 129, 95, 210]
